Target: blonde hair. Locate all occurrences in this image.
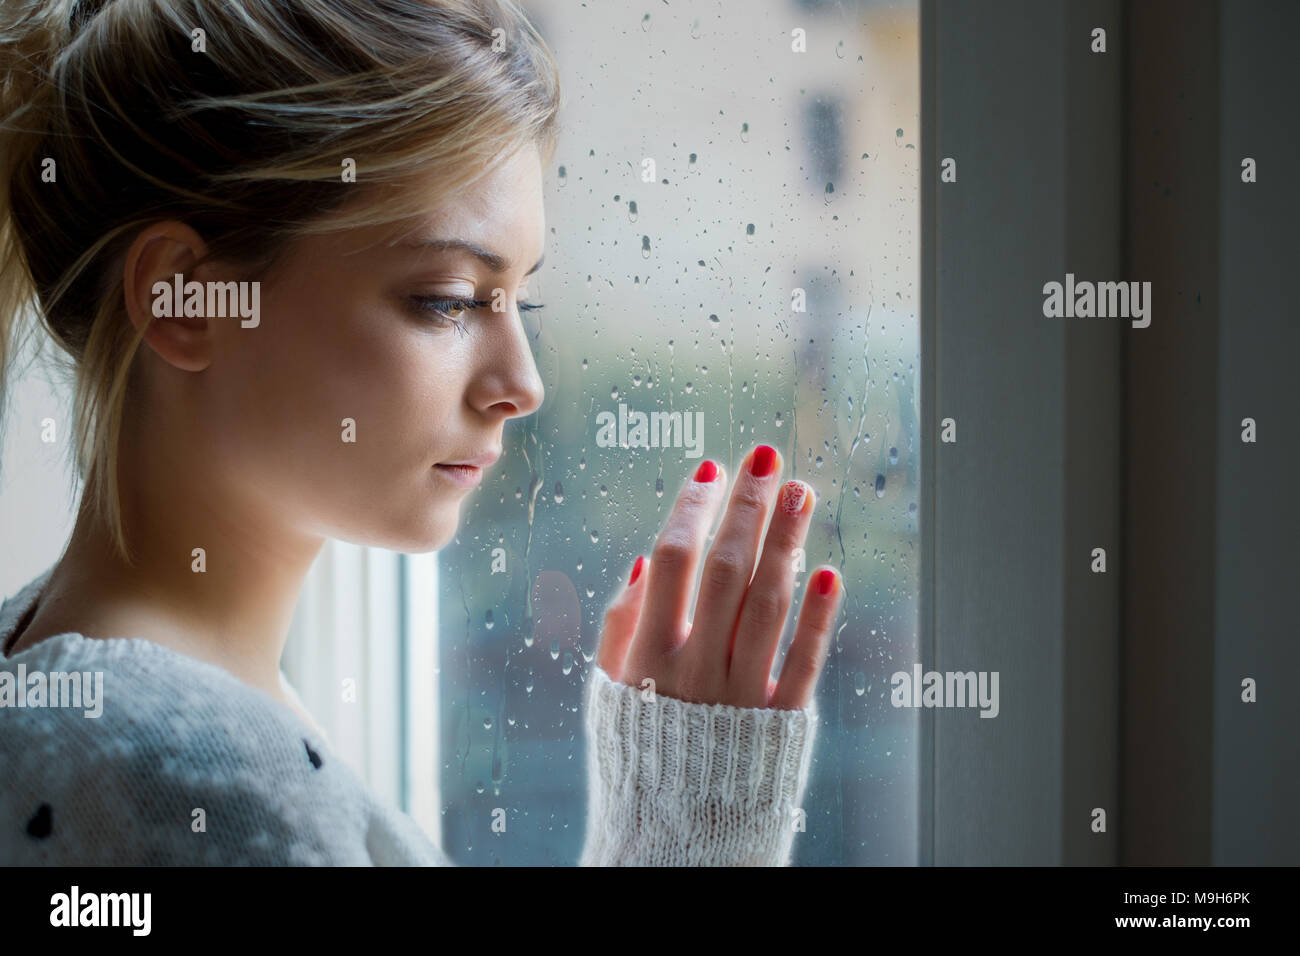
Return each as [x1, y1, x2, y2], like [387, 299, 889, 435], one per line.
[0, 0, 561, 565]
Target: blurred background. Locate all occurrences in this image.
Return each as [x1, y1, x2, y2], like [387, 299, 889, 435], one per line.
[428, 0, 920, 864]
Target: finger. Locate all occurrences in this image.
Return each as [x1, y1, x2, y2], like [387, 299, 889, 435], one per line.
[687, 444, 784, 674]
[726, 479, 815, 707]
[633, 460, 727, 655]
[770, 566, 841, 710]
[595, 554, 649, 681]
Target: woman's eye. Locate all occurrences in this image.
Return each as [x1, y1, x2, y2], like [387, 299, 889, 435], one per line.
[406, 295, 546, 332]
[407, 296, 486, 333]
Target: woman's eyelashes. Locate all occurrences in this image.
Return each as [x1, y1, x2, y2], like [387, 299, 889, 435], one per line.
[406, 295, 545, 335]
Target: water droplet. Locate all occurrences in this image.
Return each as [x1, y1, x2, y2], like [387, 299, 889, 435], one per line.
[632, 374, 642, 386]
[598, 486, 608, 499]
[709, 313, 719, 324]
[549, 638, 560, 661]
[641, 235, 651, 259]
[589, 528, 600, 543]
[895, 127, 904, 138]
[578, 457, 586, 470]
[909, 501, 918, 513]
[525, 668, 534, 694]
[825, 181, 835, 194]
[475, 781, 485, 794]
[689, 152, 697, 164]
[611, 385, 619, 400]
[553, 482, 564, 504]
[562, 651, 574, 676]
[814, 455, 824, 468]
[628, 200, 638, 222]
[874, 473, 886, 497]
[854, 672, 866, 696]
[581, 357, 588, 370]
[684, 382, 693, 393]
[557, 165, 567, 184]
[775, 411, 783, 427]
[745, 223, 755, 236]
[740, 121, 750, 143]
[655, 477, 664, 498]
[484, 609, 494, 631]
[483, 716, 493, 730]
[888, 446, 898, 465]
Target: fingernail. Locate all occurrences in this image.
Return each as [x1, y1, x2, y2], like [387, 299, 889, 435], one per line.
[748, 444, 778, 478]
[628, 555, 645, 585]
[815, 568, 837, 595]
[780, 480, 810, 516]
[693, 460, 719, 483]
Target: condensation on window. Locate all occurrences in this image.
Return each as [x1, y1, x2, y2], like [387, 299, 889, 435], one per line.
[433, 0, 919, 865]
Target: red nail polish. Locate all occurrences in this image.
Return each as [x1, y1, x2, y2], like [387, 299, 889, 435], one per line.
[628, 555, 645, 585]
[749, 445, 778, 477]
[693, 460, 718, 483]
[815, 568, 837, 595]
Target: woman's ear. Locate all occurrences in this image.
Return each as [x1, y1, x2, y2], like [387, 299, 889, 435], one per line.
[122, 221, 215, 373]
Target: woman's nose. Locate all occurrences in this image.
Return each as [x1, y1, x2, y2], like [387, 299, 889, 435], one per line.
[479, 309, 545, 419]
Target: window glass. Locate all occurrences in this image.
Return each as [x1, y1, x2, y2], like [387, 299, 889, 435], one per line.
[425, 0, 920, 865]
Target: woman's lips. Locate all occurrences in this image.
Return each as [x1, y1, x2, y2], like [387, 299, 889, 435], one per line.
[434, 463, 484, 488]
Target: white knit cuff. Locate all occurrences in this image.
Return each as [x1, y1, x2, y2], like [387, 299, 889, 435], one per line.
[579, 664, 817, 866]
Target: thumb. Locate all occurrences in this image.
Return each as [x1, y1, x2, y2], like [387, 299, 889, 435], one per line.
[595, 555, 649, 682]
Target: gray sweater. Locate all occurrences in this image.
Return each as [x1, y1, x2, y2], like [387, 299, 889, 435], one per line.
[0, 568, 817, 865]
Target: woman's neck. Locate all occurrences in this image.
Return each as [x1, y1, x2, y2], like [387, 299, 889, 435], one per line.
[9, 490, 326, 704]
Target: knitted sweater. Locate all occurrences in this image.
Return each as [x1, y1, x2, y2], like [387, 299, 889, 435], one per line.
[0, 567, 817, 866]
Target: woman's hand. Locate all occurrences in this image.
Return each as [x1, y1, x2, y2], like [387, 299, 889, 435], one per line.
[595, 443, 842, 710]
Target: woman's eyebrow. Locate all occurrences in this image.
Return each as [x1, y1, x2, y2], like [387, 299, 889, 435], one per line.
[401, 236, 544, 275]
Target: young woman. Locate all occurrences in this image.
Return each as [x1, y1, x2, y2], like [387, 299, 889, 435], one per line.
[0, 0, 842, 865]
